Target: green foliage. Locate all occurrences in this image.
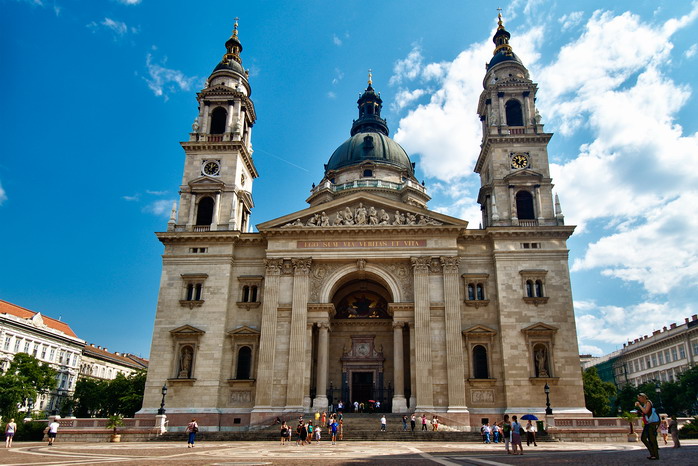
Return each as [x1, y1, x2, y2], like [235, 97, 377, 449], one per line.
[679, 416, 698, 439]
[614, 383, 639, 413]
[106, 414, 124, 433]
[582, 367, 617, 417]
[73, 370, 146, 417]
[620, 411, 639, 434]
[0, 353, 57, 419]
[14, 420, 47, 441]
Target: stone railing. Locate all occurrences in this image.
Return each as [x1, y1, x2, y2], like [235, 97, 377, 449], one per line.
[546, 416, 642, 442]
[41, 415, 166, 442]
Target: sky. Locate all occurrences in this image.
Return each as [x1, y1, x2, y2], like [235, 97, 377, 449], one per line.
[1, 0, 697, 359]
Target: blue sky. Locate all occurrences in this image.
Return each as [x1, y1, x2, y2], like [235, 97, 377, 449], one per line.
[1, 0, 697, 359]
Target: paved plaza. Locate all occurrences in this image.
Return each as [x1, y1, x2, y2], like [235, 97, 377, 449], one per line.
[0, 440, 695, 465]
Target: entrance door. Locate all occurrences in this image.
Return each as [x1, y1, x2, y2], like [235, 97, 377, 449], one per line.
[351, 371, 373, 405]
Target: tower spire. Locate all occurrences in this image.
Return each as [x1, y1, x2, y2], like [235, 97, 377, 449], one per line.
[223, 17, 243, 65]
[351, 74, 389, 136]
[368, 69, 373, 87]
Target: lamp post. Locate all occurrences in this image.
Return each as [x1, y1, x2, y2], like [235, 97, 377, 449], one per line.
[544, 383, 553, 415]
[157, 384, 168, 415]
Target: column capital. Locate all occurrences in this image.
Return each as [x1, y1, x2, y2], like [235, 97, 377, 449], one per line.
[292, 257, 312, 274]
[317, 321, 330, 330]
[264, 258, 284, 275]
[392, 321, 405, 330]
[411, 256, 430, 274]
[440, 256, 460, 274]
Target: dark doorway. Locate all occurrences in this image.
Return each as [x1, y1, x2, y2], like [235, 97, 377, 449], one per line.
[196, 197, 214, 225]
[515, 190, 535, 219]
[351, 371, 373, 405]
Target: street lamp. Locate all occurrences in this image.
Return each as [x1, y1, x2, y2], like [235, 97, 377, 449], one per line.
[655, 383, 663, 413]
[544, 383, 553, 415]
[157, 384, 168, 415]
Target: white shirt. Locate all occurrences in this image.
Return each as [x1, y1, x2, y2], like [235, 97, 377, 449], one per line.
[49, 422, 60, 433]
[380, 416, 386, 425]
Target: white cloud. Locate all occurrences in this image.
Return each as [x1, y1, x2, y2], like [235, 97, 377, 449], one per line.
[331, 68, 344, 86]
[0, 180, 7, 205]
[116, 0, 142, 4]
[389, 44, 424, 86]
[87, 18, 137, 38]
[686, 43, 697, 58]
[327, 91, 336, 99]
[391, 88, 426, 112]
[579, 345, 603, 356]
[143, 199, 177, 217]
[122, 194, 140, 201]
[332, 34, 342, 46]
[143, 53, 198, 100]
[145, 190, 168, 196]
[559, 11, 584, 31]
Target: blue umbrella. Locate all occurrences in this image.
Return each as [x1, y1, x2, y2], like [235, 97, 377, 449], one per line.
[521, 414, 539, 420]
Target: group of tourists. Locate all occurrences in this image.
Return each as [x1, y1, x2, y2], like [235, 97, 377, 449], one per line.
[477, 415, 527, 455]
[280, 412, 341, 446]
[400, 413, 439, 432]
[4, 418, 60, 448]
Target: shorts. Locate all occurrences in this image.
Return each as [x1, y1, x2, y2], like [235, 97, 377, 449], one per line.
[48, 432, 57, 438]
[5, 432, 14, 437]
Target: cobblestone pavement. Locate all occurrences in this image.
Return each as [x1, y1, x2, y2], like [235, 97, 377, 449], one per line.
[0, 440, 695, 465]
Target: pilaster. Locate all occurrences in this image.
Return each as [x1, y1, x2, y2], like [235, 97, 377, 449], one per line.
[285, 258, 312, 410]
[441, 256, 469, 414]
[411, 256, 434, 410]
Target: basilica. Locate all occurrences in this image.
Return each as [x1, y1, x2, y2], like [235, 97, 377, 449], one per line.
[139, 16, 588, 430]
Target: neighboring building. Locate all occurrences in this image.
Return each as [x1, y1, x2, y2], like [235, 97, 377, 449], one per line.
[583, 315, 698, 387]
[79, 343, 148, 380]
[0, 299, 84, 413]
[141, 16, 588, 431]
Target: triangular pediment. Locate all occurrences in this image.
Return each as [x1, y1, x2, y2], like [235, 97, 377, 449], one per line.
[463, 324, 497, 336]
[189, 176, 225, 189]
[170, 324, 206, 335]
[256, 192, 468, 231]
[521, 322, 558, 334]
[503, 169, 543, 182]
[227, 325, 261, 336]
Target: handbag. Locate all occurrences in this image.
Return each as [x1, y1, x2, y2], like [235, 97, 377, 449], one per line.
[648, 408, 660, 424]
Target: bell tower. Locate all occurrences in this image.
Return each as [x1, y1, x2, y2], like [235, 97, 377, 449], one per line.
[170, 20, 258, 233]
[474, 13, 564, 228]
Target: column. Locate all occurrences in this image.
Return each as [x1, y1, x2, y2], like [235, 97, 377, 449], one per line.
[285, 258, 312, 410]
[408, 322, 416, 409]
[212, 192, 221, 229]
[497, 92, 505, 127]
[303, 323, 314, 411]
[187, 194, 196, 228]
[313, 322, 329, 411]
[509, 185, 518, 224]
[411, 256, 434, 410]
[252, 259, 283, 411]
[392, 321, 407, 413]
[201, 105, 210, 134]
[522, 91, 531, 127]
[441, 256, 469, 413]
[534, 184, 543, 221]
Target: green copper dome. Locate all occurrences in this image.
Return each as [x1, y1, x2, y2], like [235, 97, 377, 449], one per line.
[325, 131, 415, 175]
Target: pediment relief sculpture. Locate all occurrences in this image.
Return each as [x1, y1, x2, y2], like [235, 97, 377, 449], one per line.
[281, 202, 443, 228]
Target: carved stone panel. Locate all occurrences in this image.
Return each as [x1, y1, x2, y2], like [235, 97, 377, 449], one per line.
[470, 388, 495, 405]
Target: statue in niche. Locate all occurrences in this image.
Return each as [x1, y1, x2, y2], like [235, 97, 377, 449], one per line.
[393, 210, 405, 225]
[535, 346, 549, 377]
[378, 209, 390, 225]
[320, 211, 330, 227]
[355, 203, 367, 225]
[343, 207, 355, 225]
[179, 346, 193, 378]
[368, 206, 378, 225]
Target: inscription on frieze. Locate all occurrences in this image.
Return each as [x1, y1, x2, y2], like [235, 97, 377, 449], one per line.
[298, 239, 426, 249]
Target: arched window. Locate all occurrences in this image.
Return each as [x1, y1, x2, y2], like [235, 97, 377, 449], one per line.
[242, 285, 250, 302]
[473, 345, 489, 379]
[535, 280, 544, 297]
[196, 196, 214, 225]
[194, 283, 203, 300]
[236, 346, 252, 379]
[467, 284, 475, 300]
[210, 107, 227, 134]
[505, 99, 524, 126]
[515, 191, 535, 220]
[250, 285, 258, 302]
[526, 280, 534, 298]
[476, 284, 485, 300]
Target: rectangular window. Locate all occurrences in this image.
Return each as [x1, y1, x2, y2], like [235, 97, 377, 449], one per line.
[658, 352, 664, 365]
[671, 347, 678, 361]
[651, 354, 657, 367]
[49, 348, 55, 361]
[41, 346, 47, 359]
[3, 336, 10, 351]
[24, 341, 31, 353]
[646, 357, 651, 368]
[14, 339, 21, 352]
[634, 360, 639, 372]
[665, 349, 671, 362]
[678, 345, 686, 359]
[693, 342, 698, 356]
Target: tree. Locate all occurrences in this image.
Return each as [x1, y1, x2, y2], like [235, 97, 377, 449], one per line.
[73, 370, 146, 417]
[582, 367, 617, 416]
[0, 353, 57, 419]
[73, 377, 108, 417]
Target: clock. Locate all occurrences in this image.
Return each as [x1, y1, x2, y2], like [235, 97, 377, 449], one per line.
[511, 153, 529, 169]
[356, 343, 370, 356]
[202, 160, 220, 176]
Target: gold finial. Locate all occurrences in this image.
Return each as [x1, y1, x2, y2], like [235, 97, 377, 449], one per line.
[497, 8, 504, 29]
[233, 17, 239, 38]
[368, 69, 373, 86]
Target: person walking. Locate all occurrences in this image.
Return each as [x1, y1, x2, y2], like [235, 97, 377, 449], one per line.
[525, 419, 537, 446]
[185, 419, 198, 448]
[668, 415, 680, 448]
[4, 419, 17, 448]
[636, 393, 660, 460]
[314, 424, 321, 443]
[501, 415, 511, 454]
[380, 415, 387, 432]
[47, 419, 60, 446]
[353, 401, 359, 412]
[432, 416, 439, 431]
[402, 415, 408, 431]
[410, 414, 416, 432]
[421, 414, 428, 431]
[306, 421, 313, 444]
[330, 418, 338, 445]
[510, 415, 523, 455]
[482, 422, 491, 443]
[659, 416, 669, 445]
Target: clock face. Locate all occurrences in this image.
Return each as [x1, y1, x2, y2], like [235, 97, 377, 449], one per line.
[356, 343, 370, 356]
[511, 154, 529, 169]
[202, 160, 220, 176]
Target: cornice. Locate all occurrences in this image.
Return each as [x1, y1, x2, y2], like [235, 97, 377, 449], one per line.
[484, 226, 575, 240]
[475, 133, 553, 173]
[180, 141, 258, 178]
[261, 225, 467, 237]
[156, 231, 266, 246]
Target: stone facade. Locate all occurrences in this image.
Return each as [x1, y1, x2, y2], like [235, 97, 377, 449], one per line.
[79, 344, 148, 381]
[140, 18, 589, 430]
